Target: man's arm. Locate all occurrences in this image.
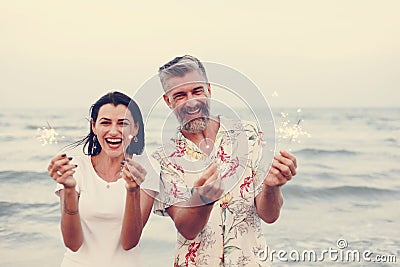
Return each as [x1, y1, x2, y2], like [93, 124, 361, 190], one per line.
[255, 150, 297, 223]
[166, 163, 223, 240]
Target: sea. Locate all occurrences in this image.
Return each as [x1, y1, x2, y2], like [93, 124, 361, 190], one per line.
[0, 106, 399, 266]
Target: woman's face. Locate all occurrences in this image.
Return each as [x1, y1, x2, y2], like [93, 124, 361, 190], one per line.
[92, 103, 138, 159]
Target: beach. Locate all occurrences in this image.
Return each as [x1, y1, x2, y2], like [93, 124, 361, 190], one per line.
[1, 107, 399, 266]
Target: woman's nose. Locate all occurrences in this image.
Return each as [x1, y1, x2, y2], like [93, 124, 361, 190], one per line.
[109, 123, 119, 135]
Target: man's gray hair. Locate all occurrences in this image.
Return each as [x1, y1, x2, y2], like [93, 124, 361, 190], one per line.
[158, 55, 208, 91]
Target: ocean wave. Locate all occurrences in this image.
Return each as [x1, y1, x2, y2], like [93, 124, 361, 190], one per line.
[295, 148, 359, 156]
[384, 137, 400, 145]
[0, 170, 48, 182]
[0, 201, 58, 217]
[25, 124, 83, 131]
[306, 163, 335, 170]
[283, 185, 400, 200]
[0, 135, 15, 142]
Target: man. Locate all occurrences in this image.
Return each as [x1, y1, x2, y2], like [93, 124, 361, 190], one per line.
[152, 55, 297, 266]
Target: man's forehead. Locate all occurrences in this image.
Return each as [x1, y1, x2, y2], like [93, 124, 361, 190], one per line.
[164, 70, 206, 93]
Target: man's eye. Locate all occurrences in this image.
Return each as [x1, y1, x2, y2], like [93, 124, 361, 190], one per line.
[173, 94, 185, 100]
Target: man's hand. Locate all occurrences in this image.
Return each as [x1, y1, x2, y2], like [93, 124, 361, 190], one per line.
[264, 150, 297, 187]
[192, 163, 223, 205]
[255, 150, 297, 223]
[166, 163, 223, 240]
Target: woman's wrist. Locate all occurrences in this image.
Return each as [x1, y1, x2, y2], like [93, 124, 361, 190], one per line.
[63, 184, 76, 191]
[125, 183, 140, 193]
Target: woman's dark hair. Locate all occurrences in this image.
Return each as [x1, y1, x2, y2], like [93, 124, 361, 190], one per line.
[70, 91, 145, 156]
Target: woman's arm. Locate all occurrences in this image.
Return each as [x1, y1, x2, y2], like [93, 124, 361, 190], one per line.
[120, 158, 157, 250]
[120, 187, 142, 250]
[48, 154, 83, 251]
[59, 188, 83, 251]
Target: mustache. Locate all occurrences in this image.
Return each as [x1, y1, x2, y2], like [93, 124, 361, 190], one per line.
[178, 102, 209, 118]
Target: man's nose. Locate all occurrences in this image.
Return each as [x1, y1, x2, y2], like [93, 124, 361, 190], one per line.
[185, 97, 198, 108]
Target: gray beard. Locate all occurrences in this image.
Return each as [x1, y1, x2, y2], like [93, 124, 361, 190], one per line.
[182, 117, 209, 133]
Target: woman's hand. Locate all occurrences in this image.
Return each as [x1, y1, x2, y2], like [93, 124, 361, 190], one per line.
[121, 158, 147, 192]
[48, 154, 77, 189]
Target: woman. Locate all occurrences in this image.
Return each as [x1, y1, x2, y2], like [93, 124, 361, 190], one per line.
[48, 91, 157, 267]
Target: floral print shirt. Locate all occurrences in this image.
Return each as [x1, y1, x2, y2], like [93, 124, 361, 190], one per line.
[153, 117, 272, 267]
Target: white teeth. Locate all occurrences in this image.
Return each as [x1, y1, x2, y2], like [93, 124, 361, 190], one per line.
[187, 108, 200, 114]
[105, 138, 122, 144]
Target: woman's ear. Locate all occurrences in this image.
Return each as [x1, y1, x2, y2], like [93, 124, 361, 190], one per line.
[90, 118, 97, 135]
[133, 122, 139, 136]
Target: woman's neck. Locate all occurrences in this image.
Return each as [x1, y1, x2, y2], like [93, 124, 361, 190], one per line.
[91, 153, 123, 182]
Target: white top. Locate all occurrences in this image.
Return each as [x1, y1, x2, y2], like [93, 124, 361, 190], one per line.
[55, 154, 159, 267]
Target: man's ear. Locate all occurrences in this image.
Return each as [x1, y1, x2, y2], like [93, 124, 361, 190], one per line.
[207, 83, 211, 96]
[163, 94, 173, 109]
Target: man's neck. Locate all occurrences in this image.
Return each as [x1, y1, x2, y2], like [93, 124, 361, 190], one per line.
[181, 116, 220, 155]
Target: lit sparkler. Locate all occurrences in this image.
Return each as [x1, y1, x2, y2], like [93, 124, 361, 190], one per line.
[276, 108, 311, 145]
[36, 122, 64, 145]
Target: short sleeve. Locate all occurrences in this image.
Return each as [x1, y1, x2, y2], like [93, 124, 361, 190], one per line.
[242, 121, 267, 196]
[151, 147, 191, 216]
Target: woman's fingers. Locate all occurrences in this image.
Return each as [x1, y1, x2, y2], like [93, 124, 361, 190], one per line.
[121, 159, 146, 186]
[121, 167, 143, 185]
[48, 154, 77, 189]
[48, 155, 72, 178]
[127, 159, 147, 176]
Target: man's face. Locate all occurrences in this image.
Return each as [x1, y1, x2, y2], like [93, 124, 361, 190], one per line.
[163, 70, 211, 133]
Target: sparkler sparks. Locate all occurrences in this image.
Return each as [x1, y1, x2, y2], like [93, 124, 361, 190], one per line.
[36, 122, 64, 145]
[276, 109, 311, 144]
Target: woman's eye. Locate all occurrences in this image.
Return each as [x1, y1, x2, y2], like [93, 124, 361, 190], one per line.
[119, 121, 130, 126]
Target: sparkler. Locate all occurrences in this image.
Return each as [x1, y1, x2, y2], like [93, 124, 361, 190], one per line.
[36, 122, 64, 146]
[276, 108, 311, 145]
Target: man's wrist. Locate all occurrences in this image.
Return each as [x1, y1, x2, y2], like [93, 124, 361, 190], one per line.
[262, 183, 281, 193]
[199, 194, 216, 206]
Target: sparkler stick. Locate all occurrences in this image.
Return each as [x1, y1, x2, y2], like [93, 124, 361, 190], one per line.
[276, 109, 311, 150]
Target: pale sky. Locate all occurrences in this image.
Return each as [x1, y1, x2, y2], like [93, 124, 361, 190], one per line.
[1, 0, 399, 109]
